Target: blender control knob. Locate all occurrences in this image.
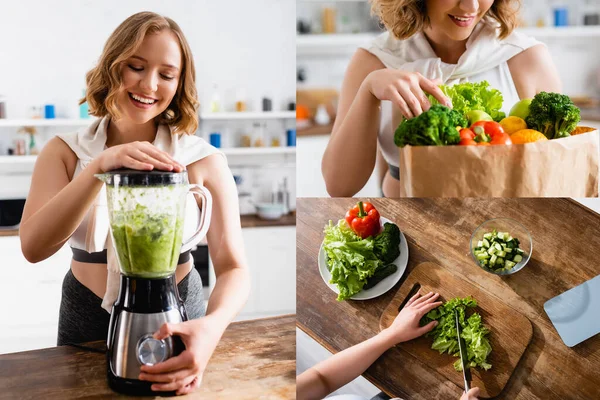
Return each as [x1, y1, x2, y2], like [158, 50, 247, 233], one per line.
[137, 335, 169, 366]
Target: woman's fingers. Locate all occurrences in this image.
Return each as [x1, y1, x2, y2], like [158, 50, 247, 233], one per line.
[139, 367, 193, 383]
[123, 156, 154, 171]
[411, 291, 436, 307]
[138, 142, 184, 170]
[149, 373, 196, 392]
[405, 291, 422, 307]
[396, 83, 423, 117]
[418, 300, 443, 315]
[419, 77, 451, 107]
[390, 91, 413, 120]
[140, 351, 192, 374]
[176, 374, 203, 395]
[132, 148, 175, 171]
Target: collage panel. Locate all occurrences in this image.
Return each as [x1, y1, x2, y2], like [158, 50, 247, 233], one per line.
[296, 197, 600, 399]
[297, 1, 600, 198]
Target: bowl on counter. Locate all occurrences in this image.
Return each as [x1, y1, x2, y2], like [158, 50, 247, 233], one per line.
[470, 217, 532, 276]
[255, 203, 286, 220]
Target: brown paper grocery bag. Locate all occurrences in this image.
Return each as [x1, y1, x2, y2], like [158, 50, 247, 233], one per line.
[398, 130, 599, 197]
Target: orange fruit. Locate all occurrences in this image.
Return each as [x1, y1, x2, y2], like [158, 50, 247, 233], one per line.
[500, 116, 527, 135]
[510, 129, 548, 144]
[296, 104, 310, 120]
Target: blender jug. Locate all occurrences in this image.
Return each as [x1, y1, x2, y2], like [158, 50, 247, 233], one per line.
[95, 168, 212, 395]
[97, 168, 212, 278]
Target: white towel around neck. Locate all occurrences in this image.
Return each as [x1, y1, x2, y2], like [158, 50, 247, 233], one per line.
[362, 21, 542, 84]
[56, 116, 223, 312]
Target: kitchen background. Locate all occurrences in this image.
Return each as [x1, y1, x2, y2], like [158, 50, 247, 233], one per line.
[296, 0, 600, 397]
[296, 0, 600, 197]
[0, 0, 296, 354]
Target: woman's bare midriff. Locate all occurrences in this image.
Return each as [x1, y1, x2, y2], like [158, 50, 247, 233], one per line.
[381, 171, 400, 198]
[71, 259, 194, 299]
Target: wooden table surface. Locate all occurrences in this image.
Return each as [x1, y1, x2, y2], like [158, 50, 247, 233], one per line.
[0, 315, 295, 400]
[296, 198, 600, 400]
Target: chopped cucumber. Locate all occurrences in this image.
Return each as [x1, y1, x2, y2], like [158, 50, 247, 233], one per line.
[473, 228, 526, 271]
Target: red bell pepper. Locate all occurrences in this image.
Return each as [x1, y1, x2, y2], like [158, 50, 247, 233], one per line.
[345, 201, 381, 239]
[470, 121, 512, 145]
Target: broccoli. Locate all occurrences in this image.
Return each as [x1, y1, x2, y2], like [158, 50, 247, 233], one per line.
[373, 222, 401, 263]
[525, 92, 581, 140]
[394, 104, 467, 147]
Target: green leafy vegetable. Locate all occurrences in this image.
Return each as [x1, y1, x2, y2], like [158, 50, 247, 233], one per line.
[428, 81, 506, 122]
[394, 105, 466, 147]
[323, 220, 382, 301]
[525, 91, 581, 139]
[373, 222, 401, 263]
[420, 296, 492, 371]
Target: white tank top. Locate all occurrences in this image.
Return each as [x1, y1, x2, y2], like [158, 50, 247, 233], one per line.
[360, 21, 541, 167]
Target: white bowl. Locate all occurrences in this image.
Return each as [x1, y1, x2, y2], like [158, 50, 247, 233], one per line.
[255, 203, 285, 220]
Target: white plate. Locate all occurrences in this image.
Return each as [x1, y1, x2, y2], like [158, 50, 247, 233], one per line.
[318, 216, 409, 300]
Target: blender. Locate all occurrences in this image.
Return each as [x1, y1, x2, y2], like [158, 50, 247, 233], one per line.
[95, 169, 212, 395]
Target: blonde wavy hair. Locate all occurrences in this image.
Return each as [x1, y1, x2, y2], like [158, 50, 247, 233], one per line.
[370, 0, 521, 40]
[81, 12, 199, 134]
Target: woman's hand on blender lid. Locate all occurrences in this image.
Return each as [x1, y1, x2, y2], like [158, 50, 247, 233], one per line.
[97, 141, 184, 173]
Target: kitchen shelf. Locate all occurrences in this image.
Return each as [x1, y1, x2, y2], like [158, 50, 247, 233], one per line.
[200, 111, 296, 120]
[0, 119, 94, 127]
[518, 26, 600, 38]
[297, 26, 600, 55]
[0, 147, 295, 165]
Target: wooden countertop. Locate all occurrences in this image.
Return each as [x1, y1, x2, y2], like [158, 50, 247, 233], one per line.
[297, 198, 600, 400]
[0, 213, 296, 238]
[0, 315, 295, 399]
[240, 211, 296, 227]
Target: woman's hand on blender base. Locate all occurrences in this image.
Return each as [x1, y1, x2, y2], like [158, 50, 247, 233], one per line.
[96, 141, 184, 173]
[380, 291, 443, 346]
[460, 387, 480, 400]
[138, 317, 223, 395]
[365, 69, 450, 119]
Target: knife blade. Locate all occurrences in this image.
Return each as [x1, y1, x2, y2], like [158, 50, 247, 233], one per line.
[455, 309, 472, 392]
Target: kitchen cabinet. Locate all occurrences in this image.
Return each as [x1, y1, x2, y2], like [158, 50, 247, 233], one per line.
[0, 222, 296, 354]
[210, 225, 296, 321]
[297, 134, 380, 197]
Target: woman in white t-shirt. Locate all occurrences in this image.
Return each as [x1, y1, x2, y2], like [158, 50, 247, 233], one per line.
[297, 292, 481, 400]
[321, 0, 561, 197]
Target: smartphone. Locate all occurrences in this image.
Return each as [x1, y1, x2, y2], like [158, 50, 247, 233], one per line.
[544, 274, 600, 347]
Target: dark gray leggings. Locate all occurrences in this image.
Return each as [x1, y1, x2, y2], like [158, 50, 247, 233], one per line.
[57, 268, 206, 346]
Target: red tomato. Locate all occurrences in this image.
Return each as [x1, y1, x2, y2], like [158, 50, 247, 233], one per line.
[460, 128, 475, 141]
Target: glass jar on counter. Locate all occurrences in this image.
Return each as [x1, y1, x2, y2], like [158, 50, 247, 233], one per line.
[252, 122, 265, 147]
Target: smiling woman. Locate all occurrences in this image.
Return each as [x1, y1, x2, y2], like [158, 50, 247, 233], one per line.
[18, 11, 250, 396]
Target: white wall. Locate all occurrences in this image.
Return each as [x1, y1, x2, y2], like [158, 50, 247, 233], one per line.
[0, 0, 296, 118]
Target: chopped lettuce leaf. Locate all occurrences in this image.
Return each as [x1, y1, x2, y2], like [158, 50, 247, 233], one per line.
[428, 81, 505, 122]
[421, 296, 492, 371]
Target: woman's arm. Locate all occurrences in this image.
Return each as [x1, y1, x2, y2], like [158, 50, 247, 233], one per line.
[508, 44, 562, 99]
[322, 49, 449, 197]
[297, 291, 442, 400]
[20, 137, 183, 263]
[19, 137, 103, 263]
[321, 49, 385, 197]
[187, 153, 250, 330]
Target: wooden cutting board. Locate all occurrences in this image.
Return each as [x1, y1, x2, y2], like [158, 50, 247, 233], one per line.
[380, 262, 533, 398]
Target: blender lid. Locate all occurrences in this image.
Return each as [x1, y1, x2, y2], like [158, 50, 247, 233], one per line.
[99, 168, 188, 186]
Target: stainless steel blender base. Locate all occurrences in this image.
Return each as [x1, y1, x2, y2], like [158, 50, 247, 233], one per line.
[109, 309, 184, 380]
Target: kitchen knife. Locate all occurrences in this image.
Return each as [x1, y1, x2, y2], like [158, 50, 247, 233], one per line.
[455, 309, 472, 392]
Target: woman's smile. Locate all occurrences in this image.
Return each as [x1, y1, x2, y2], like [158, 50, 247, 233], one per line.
[128, 92, 159, 109]
[448, 13, 476, 27]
